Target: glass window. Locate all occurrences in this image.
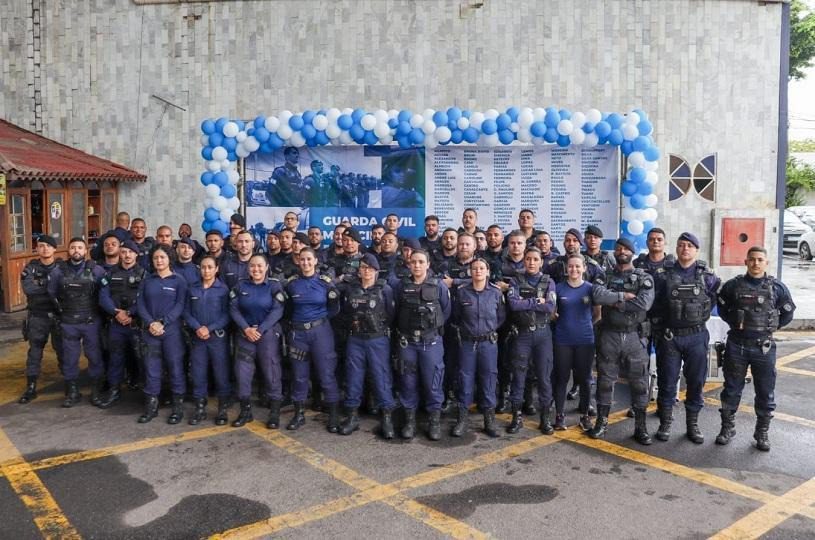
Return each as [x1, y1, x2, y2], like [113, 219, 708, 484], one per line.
[10, 193, 27, 252]
[102, 191, 115, 230]
[71, 190, 86, 240]
[48, 192, 65, 245]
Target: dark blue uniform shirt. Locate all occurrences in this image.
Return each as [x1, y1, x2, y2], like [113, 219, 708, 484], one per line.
[553, 281, 595, 346]
[453, 282, 506, 337]
[229, 278, 285, 333]
[173, 261, 201, 288]
[507, 272, 556, 316]
[285, 274, 340, 323]
[717, 274, 795, 339]
[136, 272, 187, 332]
[184, 278, 231, 332]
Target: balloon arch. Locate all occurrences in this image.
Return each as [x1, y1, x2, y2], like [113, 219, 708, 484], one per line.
[198, 106, 660, 251]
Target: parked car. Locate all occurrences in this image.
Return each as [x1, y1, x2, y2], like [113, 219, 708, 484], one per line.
[783, 210, 811, 254]
[787, 206, 815, 229]
[798, 230, 815, 260]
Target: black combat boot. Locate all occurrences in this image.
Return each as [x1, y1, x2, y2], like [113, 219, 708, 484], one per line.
[553, 413, 567, 431]
[566, 383, 579, 400]
[633, 408, 653, 445]
[441, 391, 455, 415]
[266, 400, 282, 429]
[523, 381, 538, 416]
[18, 376, 38, 404]
[715, 409, 737, 446]
[401, 408, 416, 440]
[62, 380, 82, 408]
[539, 406, 554, 435]
[326, 402, 341, 433]
[138, 395, 159, 423]
[655, 405, 673, 442]
[339, 408, 360, 435]
[587, 405, 610, 439]
[167, 395, 185, 424]
[97, 385, 122, 409]
[685, 410, 704, 444]
[189, 398, 207, 425]
[90, 378, 105, 407]
[427, 410, 442, 441]
[380, 409, 395, 440]
[754, 415, 772, 452]
[451, 404, 469, 437]
[215, 397, 229, 426]
[507, 402, 524, 434]
[366, 389, 379, 416]
[286, 401, 306, 430]
[232, 400, 253, 427]
[578, 414, 593, 431]
[496, 383, 511, 413]
[483, 408, 499, 438]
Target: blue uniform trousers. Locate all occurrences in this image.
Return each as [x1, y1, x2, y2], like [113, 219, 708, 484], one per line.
[61, 319, 104, 381]
[143, 330, 186, 397]
[508, 326, 553, 409]
[343, 335, 396, 410]
[456, 340, 498, 409]
[720, 338, 776, 416]
[398, 339, 445, 411]
[234, 330, 281, 401]
[656, 329, 709, 412]
[190, 331, 233, 400]
[289, 323, 340, 403]
[26, 312, 63, 377]
[107, 322, 140, 386]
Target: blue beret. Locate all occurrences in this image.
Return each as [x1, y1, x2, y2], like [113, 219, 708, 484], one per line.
[678, 232, 700, 249]
[615, 237, 636, 253]
[565, 228, 584, 245]
[121, 240, 140, 253]
[359, 252, 380, 271]
[402, 237, 421, 250]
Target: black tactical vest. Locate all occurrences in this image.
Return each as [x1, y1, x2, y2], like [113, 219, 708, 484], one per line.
[107, 264, 146, 311]
[23, 260, 57, 314]
[731, 276, 779, 335]
[345, 280, 389, 335]
[59, 261, 98, 321]
[397, 277, 445, 336]
[664, 261, 712, 328]
[446, 259, 472, 280]
[601, 269, 649, 331]
[511, 273, 552, 327]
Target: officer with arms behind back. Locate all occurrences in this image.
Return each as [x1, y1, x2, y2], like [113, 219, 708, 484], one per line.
[715, 246, 795, 451]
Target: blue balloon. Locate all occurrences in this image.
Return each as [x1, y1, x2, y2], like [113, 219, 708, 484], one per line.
[496, 113, 512, 131]
[544, 108, 560, 128]
[410, 129, 425, 145]
[598, 136, 608, 145]
[530, 122, 546, 138]
[556, 135, 570, 147]
[301, 124, 317, 140]
[629, 167, 647, 183]
[253, 127, 270, 143]
[447, 107, 462, 121]
[644, 146, 660, 162]
[235, 120, 245, 131]
[582, 122, 595, 134]
[432, 111, 449, 127]
[621, 181, 638, 196]
[630, 194, 646, 209]
[607, 113, 624, 129]
[269, 133, 284, 149]
[215, 117, 228, 131]
[200, 171, 214, 186]
[634, 109, 649, 122]
[638, 120, 653, 136]
[247, 128, 255, 136]
[202, 219, 212, 233]
[363, 130, 378, 145]
[222, 184, 238, 199]
[397, 135, 411, 148]
[351, 108, 366, 122]
[302, 110, 316, 125]
[208, 132, 224, 147]
[607, 129, 624, 146]
[633, 136, 650, 152]
[397, 121, 412, 136]
[213, 171, 228, 187]
[461, 109, 471, 119]
[506, 106, 520, 122]
[222, 137, 237, 152]
[637, 182, 653, 196]
[594, 121, 612, 138]
[289, 115, 304, 130]
[388, 118, 398, 129]
[201, 119, 216, 135]
[643, 220, 656, 233]
[398, 110, 411, 123]
[622, 232, 637, 245]
[621, 141, 634, 156]
[259, 142, 271, 154]
[498, 129, 515, 145]
[201, 147, 213, 160]
[635, 233, 648, 246]
[543, 127, 558, 143]
[315, 131, 330, 145]
[463, 127, 480, 143]
[212, 219, 229, 235]
[620, 220, 629, 234]
[450, 129, 464, 144]
[337, 115, 353, 130]
[558, 108, 572, 120]
[481, 119, 498, 135]
[349, 124, 365, 141]
[227, 151, 237, 161]
[253, 116, 265, 129]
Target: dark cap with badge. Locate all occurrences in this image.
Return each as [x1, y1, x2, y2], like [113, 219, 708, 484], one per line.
[402, 237, 421, 250]
[678, 232, 700, 249]
[584, 225, 604, 239]
[343, 227, 362, 244]
[565, 228, 584, 245]
[37, 235, 57, 249]
[615, 237, 636, 253]
[121, 240, 140, 253]
[177, 237, 196, 248]
[359, 252, 380, 271]
[294, 232, 309, 245]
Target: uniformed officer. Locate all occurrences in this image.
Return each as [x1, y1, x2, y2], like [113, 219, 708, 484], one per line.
[221, 230, 255, 289]
[97, 240, 146, 408]
[99, 233, 121, 269]
[534, 231, 559, 274]
[633, 227, 674, 275]
[506, 247, 557, 434]
[715, 246, 795, 451]
[18, 235, 64, 404]
[285, 248, 342, 432]
[229, 254, 286, 428]
[47, 237, 107, 408]
[337, 254, 397, 438]
[582, 225, 615, 271]
[431, 228, 458, 274]
[588, 238, 655, 445]
[547, 228, 604, 284]
[451, 258, 506, 438]
[419, 215, 442, 260]
[334, 227, 365, 281]
[135, 245, 188, 424]
[129, 218, 155, 270]
[653, 232, 721, 443]
[173, 237, 200, 287]
[392, 249, 452, 441]
[205, 229, 231, 268]
[375, 231, 400, 276]
[481, 225, 505, 273]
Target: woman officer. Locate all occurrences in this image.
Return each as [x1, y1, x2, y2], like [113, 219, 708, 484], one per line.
[136, 245, 188, 424]
[285, 247, 342, 432]
[183, 256, 232, 426]
[229, 254, 286, 428]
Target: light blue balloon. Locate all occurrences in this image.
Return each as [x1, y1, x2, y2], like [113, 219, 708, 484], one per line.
[202, 220, 212, 233]
[607, 129, 624, 146]
[201, 119, 216, 135]
[221, 184, 236, 198]
[506, 106, 520, 121]
[630, 194, 646, 209]
[200, 171, 214, 186]
[530, 122, 546, 138]
[451, 129, 464, 144]
[302, 110, 316, 125]
[621, 181, 638, 196]
[204, 208, 220, 222]
[558, 108, 572, 120]
[621, 141, 634, 156]
[595, 121, 612, 138]
[644, 146, 660, 161]
[215, 117, 228, 131]
[337, 114, 353, 130]
[201, 147, 213, 160]
[351, 108, 366, 122]
[628, 167, 647, 183]
[447, 107, 462, 121]
[213, 171, 228, 187]
[498, 129, 515, 145]
[289, 115, 304, 130]
[388, 118, 398, 129]
[432, 111, 448, 127]
[398, 110, 411, 123]
[481, 119, 498, 135]
[223, 137, 237, 151]
[607, 113, 624, 129]
[638, 120, 653, 136]
[208, 132, 224, 147]
[633, 136, 650, 152]
[463, 127, 479, 143]
[637, 182, 653, 196]
[544, 108, 560, 128]
[496, 114, 511, 131]
[212, 219, 229, 235]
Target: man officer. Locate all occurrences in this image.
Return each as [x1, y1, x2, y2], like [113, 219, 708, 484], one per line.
[18, 235, 64, 404]
[715, 246, 795, 451]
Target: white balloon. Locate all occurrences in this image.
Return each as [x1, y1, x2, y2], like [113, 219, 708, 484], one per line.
[289, 131, 306, 147]
[341, 107, 353, 116]
[644, 194, 658, 207]
[517, 128, 532, 143]
[387, 109, 399, 119]
[220, 208, 234, 222]
[627, 220, 644, 235]
[410, 114, 424, 128]
[279, 110, 293, 123]
[645, 171, 658, 184]
[422, 109, 436, 120]
[227, 170, 240, 184]
[374, 122, 391, 138]
[313, 115, 328, 130]
[645, 160, 659, 171]
[228, 197, 241, 210]
[422, 120, 436, 135]
[510, 122, 519, 133]
[435, 126, 452, 143]
[206, 160, 222, 172]
[327, 108, 341, 121]
[326, 124, 342, 139]
[277, 125, 293, 140]
[584, 132, 599, 147]
[457, 117, 470, 130]
[220, 159, 231, 170]
[213, 196, 228, 211]
[557, 119, 574, 136]
[200, 134, 210, 146]
[622, 124, 639, 141]
[205, 184, 221, 198]
[223, 122, 239, 138]
[236, 131, 247, 143]
[571, 111, 586, 129]
[235, 146, 250, 158]
[243, 136, 260, 152]
[470, 112, 485, 129]
[628, 151, 646, 168]
[621, 207, 637, 221]
[204, 197, 215, 208]
[484, 108, 499, 119]
[379, 134, 394, 145]
[424, 134, 438, 148]
[532, 136, 545, 146]
[264, 116, 280, 132]
[212, 146, 228, 162]
[625, 111, 641, 125]
[570, 129, 586, 145]
[643, 208, 658, 221]
[374, 109, 390, 124]
[482, 133, 499, 147]
[339, 131, 353, 144]
[361, 114, 377, 131]
[518, 108, 534, 128]
[585, 108, 602, 124]
[533, 107, 546, 121]
[329, 138, 341, 146]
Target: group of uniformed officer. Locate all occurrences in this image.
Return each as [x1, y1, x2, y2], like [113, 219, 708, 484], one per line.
[18, 209, 795, 451]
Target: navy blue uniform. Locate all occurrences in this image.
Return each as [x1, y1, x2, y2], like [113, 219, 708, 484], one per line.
[220, 256, 251, 289]
[229, 278, 286, 401]
[453, 282, 505, 409]
[173, 261, 201, 288]
[136, 272, 188, 397]
[185, 278, 233, 400]
[99, 263, 145, 387]
[21, 259, 64, 377]
[546, 254, 603, 284]
[552, 281, 596, 416]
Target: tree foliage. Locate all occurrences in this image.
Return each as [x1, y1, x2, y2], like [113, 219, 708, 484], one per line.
[786, 156, 815, 207]
[791, 0, 815, 80]
[790, 139, 815, 152]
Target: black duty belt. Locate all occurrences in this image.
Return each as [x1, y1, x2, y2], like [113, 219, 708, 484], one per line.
[517, 322, 549, 333]
[664, 324, 704, 338]
[400, 329, 440, 343]
[291, 318, 327, 331]
[460, 331, 498, 343]
[349, 330, 389, 340]
[728, 334, 773, 348]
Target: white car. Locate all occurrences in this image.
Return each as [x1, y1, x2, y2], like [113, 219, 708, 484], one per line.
[784, 210, 812, 254]
[798, 229, 815, 260]
[787, 206, 815, 229]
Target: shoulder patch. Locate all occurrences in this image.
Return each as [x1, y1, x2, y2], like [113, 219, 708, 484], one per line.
[275, 291, 287, 303]
[641, 276, 653, 289]
[320, 274, 333, 284]
[229, 289, 238, 300]
[783, 303, 794, 312]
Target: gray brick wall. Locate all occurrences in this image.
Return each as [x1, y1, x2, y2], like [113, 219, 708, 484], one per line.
[1, 0, 784, 263]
